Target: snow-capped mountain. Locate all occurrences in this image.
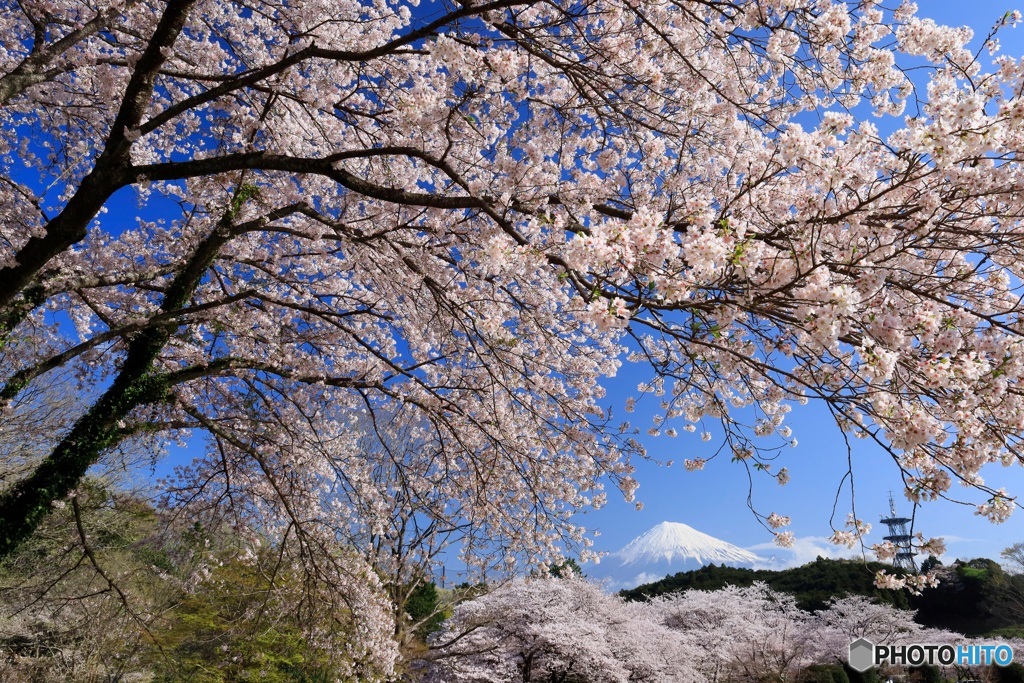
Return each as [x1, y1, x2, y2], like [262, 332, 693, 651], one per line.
[593, 521, 761, 589]
[615, 521, 761, 567]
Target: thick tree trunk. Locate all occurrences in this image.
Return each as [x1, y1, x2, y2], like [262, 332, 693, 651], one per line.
[0, 219, 231, 560]
[0, 360, 169, 558]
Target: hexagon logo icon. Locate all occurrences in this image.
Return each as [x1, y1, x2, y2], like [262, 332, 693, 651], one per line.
[849, 637, 875, 672]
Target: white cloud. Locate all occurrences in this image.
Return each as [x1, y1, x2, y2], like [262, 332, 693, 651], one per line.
[745, 534, 997, 570]
[746, 535, 863, 569]
[591, 571, 672, 592]
[625, 571, 668, 588]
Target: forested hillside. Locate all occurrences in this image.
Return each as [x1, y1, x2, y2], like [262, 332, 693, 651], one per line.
[621, 557, 1024, 636]
[621, 557, 911, 610]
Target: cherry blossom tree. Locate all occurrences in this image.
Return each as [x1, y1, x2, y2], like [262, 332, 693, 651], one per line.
[1001, 542, 1024, 573]
[809, 594, 964, 668]
[653, 582, 818, 683]
[422, 575, 697, 682]
[425, 581, 1006, 683]
[4, 0, 1024, 605]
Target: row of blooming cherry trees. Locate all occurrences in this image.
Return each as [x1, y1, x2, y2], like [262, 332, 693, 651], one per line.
[4, 0, 1024, 663]
[422, 577, 1019, 683]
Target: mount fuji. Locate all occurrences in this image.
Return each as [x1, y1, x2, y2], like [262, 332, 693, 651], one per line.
[597, 521, 762, 589]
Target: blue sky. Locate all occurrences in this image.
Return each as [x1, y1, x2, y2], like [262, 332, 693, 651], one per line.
[578, 1, 1024, 572]
[136, 0, 1024, 575]
[582, 371, 1024, 572]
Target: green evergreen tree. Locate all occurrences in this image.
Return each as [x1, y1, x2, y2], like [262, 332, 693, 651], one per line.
[405, 581, 445, 638]
[549, 557, 584, 578]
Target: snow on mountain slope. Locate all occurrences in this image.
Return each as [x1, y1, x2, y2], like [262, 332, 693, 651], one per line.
[614, 521, 760, 567]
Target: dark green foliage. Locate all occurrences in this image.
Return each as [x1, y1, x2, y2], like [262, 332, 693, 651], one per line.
[907, 664, 942, 683]
[911, 558, 1024, 635]
[406, 581, 445, 638]
[800, 664, 850, 683]
[150, 556, 340, 683]
[454, 580, 488, 597]
[771, 558, 911, 611]
[549, 557, 584, 578]
[620, 557, 910, 611]
[842, 661, 882, 683]
[987, 626, 1024, 638]
[621, 555, 1024, 636]
[995, 662, 1024, 683]
[959, 565, 989, 581]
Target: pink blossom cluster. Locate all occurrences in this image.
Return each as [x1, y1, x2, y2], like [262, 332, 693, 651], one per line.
[3, 0, 1024, 660]
[425, 577, 1003, 682]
